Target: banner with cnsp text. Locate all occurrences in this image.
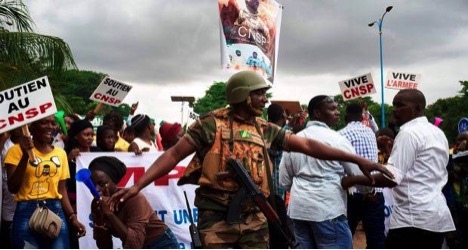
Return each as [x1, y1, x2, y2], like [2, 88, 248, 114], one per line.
[219, 0, 283, 84]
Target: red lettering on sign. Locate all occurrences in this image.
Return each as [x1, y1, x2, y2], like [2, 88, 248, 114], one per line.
[94, 93, 121, 105]
[0, 102, 53, 131]
[343, 83, 374, 100]
[117, 166, 186, 188]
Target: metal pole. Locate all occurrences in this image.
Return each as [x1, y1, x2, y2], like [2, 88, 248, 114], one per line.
[180, 101, 184, 125]
[379, 22, 385, 128]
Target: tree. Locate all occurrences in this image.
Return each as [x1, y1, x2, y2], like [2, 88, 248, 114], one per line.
[1, 0, 77, 112]
[192, 81, 228, 116]
[426, 81, 468, 145]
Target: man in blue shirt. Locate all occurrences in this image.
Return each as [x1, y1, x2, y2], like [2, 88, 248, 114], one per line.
[339, 103, 385, 249]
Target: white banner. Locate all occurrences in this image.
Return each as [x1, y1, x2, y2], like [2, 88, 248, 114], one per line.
[0, 76, 57, 134]
[383, 188, 393, 235]
[219, 0, 283, 84]
[338, 73, 377, 101]
[89, 77, 132, 107]
[76, 152, 198, 249]
[385, 71, 421, 90]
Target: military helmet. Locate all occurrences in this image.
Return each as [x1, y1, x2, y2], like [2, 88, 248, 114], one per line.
[226, 71, 271, 104]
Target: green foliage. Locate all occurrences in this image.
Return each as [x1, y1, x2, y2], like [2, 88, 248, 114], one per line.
[192, 81, 228, 116]
[1, 0, 78, 115]
[459, 80, 468, 96]
[426, 81, 468, 145]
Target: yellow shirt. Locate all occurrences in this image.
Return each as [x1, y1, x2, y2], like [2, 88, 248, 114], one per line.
[115, 135, 130, 152]
[4, 145, 70, 201]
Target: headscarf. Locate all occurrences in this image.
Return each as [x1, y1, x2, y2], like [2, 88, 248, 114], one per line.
[88, 156, 127, 184]
[69, 120, 93, 138]
[66, 119, 94, 153]
[131, 114, 150, 135]
[159, 121, 182, 145]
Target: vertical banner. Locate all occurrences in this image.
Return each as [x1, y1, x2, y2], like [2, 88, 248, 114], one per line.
[219, 0, 283, 84]
[77, 152, 198, 249]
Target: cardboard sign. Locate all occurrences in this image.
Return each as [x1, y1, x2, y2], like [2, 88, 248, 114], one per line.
[0, 76, 57, 134]
[385, 72, 421, 90]
[89, 76, 132, 107]
[270, 100, 302, 117]
[339, 73, 376, 101]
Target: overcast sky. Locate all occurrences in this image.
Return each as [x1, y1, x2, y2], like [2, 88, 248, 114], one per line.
[24, 0, 468, 124]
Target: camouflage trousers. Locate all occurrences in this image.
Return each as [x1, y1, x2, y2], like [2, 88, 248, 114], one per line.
[198, 209, 269, 248]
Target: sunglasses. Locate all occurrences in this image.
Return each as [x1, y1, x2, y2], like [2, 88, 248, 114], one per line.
[320, 96, 335, 104]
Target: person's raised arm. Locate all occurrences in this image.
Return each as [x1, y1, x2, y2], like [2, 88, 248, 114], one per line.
[109, 137, 196, 209]
[287, 134, 393, 182]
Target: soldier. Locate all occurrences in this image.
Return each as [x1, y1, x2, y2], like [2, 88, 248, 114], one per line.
[109, 71, 392, 248]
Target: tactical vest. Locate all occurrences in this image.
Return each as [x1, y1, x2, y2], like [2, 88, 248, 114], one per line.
[179, 109, 272, 199]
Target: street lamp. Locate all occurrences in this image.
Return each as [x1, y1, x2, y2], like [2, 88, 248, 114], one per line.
[171, 96, 195, 124]
[368, 6, 393, 128]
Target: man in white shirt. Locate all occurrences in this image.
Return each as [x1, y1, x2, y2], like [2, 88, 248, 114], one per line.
[279, 95, 363, 249]
[342, 89, 455, 248]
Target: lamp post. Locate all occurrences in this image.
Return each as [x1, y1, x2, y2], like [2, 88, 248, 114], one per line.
[368, 6, 393, 128]
[171, 96, 195, 124]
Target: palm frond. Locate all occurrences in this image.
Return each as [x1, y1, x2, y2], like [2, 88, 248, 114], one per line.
[0, 0, 33, 32]
[0, 32, 77, 75]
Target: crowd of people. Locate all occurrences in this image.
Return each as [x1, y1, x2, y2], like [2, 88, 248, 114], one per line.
[0, 70, 466, 249]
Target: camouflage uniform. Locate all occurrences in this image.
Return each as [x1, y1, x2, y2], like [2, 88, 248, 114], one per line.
[178, 107, 289, 248]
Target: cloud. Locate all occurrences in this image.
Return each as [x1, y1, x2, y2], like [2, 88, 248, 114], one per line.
[24, 0, 468, 122]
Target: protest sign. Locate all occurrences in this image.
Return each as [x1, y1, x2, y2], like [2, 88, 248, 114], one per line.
[77, 152, 197, 249]
[89, 76, 132, 107]
[0, 76, 57, 134]
[385, 71, 421, 90]
[338, 73, 376, 101]
[219, 0, 283, 84]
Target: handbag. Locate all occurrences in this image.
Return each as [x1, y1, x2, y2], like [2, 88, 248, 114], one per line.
[29, 203, 63, 239]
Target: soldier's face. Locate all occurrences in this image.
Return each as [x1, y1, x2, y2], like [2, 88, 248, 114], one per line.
[246, 88, 268, 116]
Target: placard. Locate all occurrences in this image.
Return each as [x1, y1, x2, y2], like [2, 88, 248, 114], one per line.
[385, 71, 421, 90]
[0, 76, 57, 134]
[338, 73, 376, 101]
[89, 77, 132, 107]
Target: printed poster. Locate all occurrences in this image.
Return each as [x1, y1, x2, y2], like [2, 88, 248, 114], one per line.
[219, 0, 283, 84]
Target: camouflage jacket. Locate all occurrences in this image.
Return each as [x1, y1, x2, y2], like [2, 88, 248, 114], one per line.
[178, 108, 289, 211]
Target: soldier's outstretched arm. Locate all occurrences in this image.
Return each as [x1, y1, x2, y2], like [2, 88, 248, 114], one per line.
[109, 137, 196, 210]
[287, 134, 393, 182]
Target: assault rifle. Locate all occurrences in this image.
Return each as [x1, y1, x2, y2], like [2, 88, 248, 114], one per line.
[217, 158, 296, 248]
[183, 191, 203, 249]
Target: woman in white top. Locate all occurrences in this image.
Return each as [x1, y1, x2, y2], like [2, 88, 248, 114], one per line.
[128, 114, 158, 153]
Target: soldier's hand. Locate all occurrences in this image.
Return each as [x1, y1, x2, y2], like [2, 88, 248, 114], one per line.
[356, 159, 394, 184]
[341, 176, 354, 190]
[109, 185, 139, 212]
